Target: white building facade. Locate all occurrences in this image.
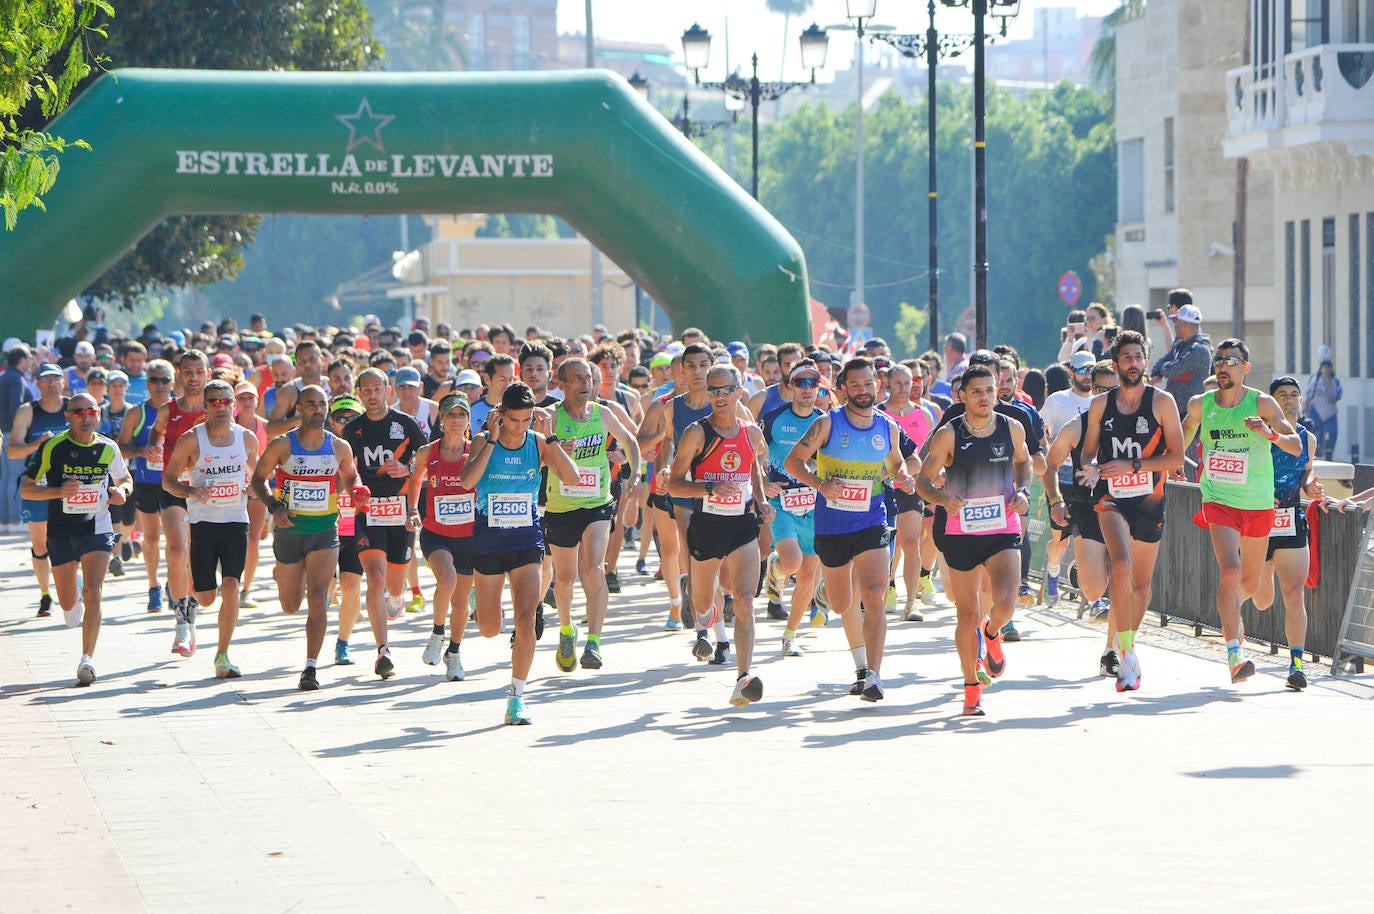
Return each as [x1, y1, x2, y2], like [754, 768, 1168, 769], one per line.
[1225, 0, 1374, 462]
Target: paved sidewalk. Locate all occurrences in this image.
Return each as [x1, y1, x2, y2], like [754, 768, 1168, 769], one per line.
[1, 525, 1371, 914]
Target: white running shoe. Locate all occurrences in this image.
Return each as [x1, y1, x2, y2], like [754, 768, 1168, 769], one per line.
[444, 648, 464, 681]
[781, 636, 804, 657]
[421, 632, 445, 665]
[729, 674, 764, 707]
[386, 593, 405, 621]
[63, 599, 85, 628]
[75, 656, 96, 687]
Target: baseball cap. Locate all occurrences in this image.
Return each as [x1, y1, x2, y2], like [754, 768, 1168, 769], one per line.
[233, 381, 257, 397]
[107, 369, 130, 385]
[74, 341, 95, 356]
[330, 395, 362, 416]
[789, 363, 821, 381]
[3, 337, 22, 352]
[394, 366, 422, 387]
[1269, 376, 1300, 394]
[38, 363, 63, 378]
[211, 353, 234, 368]
[438, 393, 470, 416]
[649, 353, 672, 369]
[455, 369, 482, 388]
[1069, 351, 1096, 372]
[217, 335, 237, 349]
[727, 341, 748, 358]
[1172, 304, 1202, 324]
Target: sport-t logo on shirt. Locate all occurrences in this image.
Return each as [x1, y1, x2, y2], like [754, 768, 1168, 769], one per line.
[1136, 417, 1150, 434]
[390, 422, 404, 439]
[720, 451, 742, 473]
[991, 443, 1006, 459]
[871, 434, 884, 449]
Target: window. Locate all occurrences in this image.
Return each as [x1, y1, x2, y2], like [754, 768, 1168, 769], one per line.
[513, 15, 531, 70]
[1286, 222, 1296, 372]
[1301, 219, 1312, 375]
[468, 13, 486, 70]
[1367, 212, 1374, 379]
[1289, 0, 1329, 53]
[1119, 138, 1144, 223]
[1343, 0, 1374, 41]
[1323, 217, 1336, 368]
[1352, 214, 1362, 378]
[1163, 118, 1175, 215]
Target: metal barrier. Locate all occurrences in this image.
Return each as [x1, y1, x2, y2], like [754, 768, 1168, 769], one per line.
[1149, 482, 1365, 661]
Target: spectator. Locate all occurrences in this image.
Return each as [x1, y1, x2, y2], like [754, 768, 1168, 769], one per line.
[1119, 304, 1148, 341]
[1084, 303, 1115, 358]
[1150, 303, 1212, 414]
[1305, 360, 1342, 459]
[1, 343, 34, 525]
[1148, 288, 1193, 348]
[1044, 362, 1070, 398]
[1021, 368, 1047, 411]
[1056, 309, 1090, 362]
[941, 333, 968, 385]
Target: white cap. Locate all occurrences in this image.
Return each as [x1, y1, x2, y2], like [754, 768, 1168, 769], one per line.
[455, 369, 482, 387]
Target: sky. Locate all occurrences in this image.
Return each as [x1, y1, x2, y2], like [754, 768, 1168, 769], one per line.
[558, 0, 1126, 80]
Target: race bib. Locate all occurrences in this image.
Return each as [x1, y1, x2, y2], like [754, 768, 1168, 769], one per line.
[702, 484, 747, 517]
[433, 492, 476, 526]
[366, 495, 406, 527]
[1271, 506, 1296, 537]
[830, 477, 872, 513]
[559, 465, 603, 499]
[1206, 449, 1249, 485]
[1107, 471, 1152, 499]
[957, 495, 1008, 534]
[780, 486, 817, 515]
[336, 489, 355, 519]
[288, 479, 331, 513]
[488, 492, 534, 528]
[207, 479, 243, 507]
[62, 482, 102, 515]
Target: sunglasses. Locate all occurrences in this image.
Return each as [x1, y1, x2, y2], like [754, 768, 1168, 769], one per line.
[67, 408, 100, 418]
[631, 383, 650, 391]
[1212, 355, 1245, 367]
[1092, 384, 1117, 394]
[206, 396, 233, 406]
[707, 384, 739, 397]
[1071, 365, 1094, 375]
[791, 377, 820, 389]
[148, 376, 173, 384]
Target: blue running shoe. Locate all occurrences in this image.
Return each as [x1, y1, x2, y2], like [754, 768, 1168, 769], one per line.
[504, 695, 532, 725]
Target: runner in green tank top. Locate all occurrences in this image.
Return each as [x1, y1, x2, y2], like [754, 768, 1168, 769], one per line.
[542, 358, 641, 673]
[1180, 338, 1302, 686]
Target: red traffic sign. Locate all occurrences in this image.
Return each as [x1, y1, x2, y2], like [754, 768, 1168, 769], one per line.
[1058, 271, 1082, 307]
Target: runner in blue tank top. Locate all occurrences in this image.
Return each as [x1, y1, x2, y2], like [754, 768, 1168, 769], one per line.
[785, 357, 920, 704]
[459, 382, 579, 726]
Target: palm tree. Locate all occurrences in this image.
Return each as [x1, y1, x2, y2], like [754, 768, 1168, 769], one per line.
[766, 0, 814, 81]
[1089, 0, 1144, 101]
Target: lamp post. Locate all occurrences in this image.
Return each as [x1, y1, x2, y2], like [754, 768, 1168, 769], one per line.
[629, 70, 736, 139]
[939, 0, 1020, 350]
[682, 22, 829, 201]
[868, 2, 974, 352]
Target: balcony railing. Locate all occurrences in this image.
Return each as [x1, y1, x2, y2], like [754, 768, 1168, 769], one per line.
[1226, 43, 1374, 151]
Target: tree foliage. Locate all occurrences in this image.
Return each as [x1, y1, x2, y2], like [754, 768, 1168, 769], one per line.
[15, 1, 381, 303]
[697, 81, 1115, 365]
[0, 0, 112, 229]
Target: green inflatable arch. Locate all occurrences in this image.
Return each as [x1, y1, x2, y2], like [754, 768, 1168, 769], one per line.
[0, 68, 812, 343]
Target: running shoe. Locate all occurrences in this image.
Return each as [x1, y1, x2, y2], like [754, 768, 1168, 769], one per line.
[108, 554, 125, 577]
[386, 594, 405, 621]
[213, 653, 241, 679]
[421, 632, 445, 666]
[1016, 583, 1036, 607]
[1001, 620, 1021, 642]
[903, 602, 924, 623]
[239, 589, 258, 609]
[534, 607, 545, 641]
[729, 674, 764, 707]
[375, 652, 396, 680]
[121, 539, 134, 562]
[962, 683, 984, 716]
[605, 570, 622, 594]
[919, 576, 937, 605]
[723, 595, 735, 624]
[444, 648, 464, 682]
[406, 592, 425, 614]
[556, 632, 577, 672]
[1229, 656, 1255, 684]
[37, 594, 52, 618]
[130, 539, 141, 559]
[172, 622, 193, 657]
[298, 666, 319, 691]
[75, 656, 96, 687]
[848, 668, 868, 696]
[691, 634, 714, 661]
[885, 582, 898, 610]
[146, 586, 162, 614]
[983, 628, 1006, 678]
[580, 643, 603, 670]
[1045, 576, 1060, 605]
[764, 552, 783, 604]
[504, 695, 532, 725]
[808, 605, 829, 628]
[635, 558, 649, 575]
[1116, 651, 1141, 692]
[653, 569, 664, 581]
[63, 599, 84, 629]
[334, 642, 354, 665]
[664, 616, 684, 631]
[1089, 599, 1110, 623]
[1286, 665, 1307, 691]
[1099, 649, 1120, 678]
[781, 636, 804, 657]
[860, 670, 885, 702]
[709, 643, 734, 666]
[766, 601, 788, 620]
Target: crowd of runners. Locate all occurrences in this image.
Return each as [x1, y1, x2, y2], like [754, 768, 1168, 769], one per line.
[5, 298, 1373, 723]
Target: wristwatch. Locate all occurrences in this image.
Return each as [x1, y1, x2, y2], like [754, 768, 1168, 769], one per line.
[1016, 487, 1030, 500]
[1132, 458, 1142, 472]
[705, 481, 715, 496]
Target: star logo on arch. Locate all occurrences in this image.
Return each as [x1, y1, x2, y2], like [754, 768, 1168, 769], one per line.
[335, 98, 395, 154]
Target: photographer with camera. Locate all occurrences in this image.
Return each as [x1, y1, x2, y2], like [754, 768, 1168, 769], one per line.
[1056, 309, 1090, 363]
[1149, 297, 1212, 416]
